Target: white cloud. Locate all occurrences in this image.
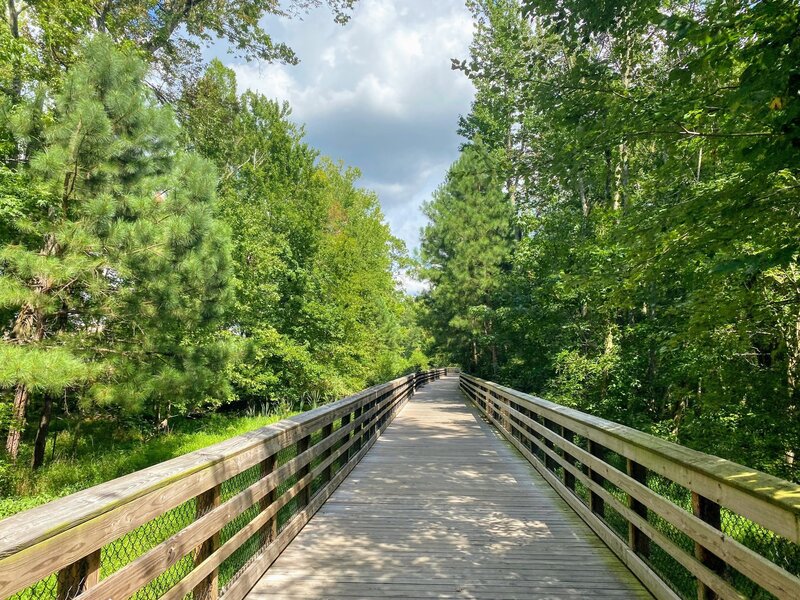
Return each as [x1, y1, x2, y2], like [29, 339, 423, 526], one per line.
[213, 0, 475, 292]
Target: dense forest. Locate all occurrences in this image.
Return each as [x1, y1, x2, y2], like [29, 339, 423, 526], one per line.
[0, 0, 429, 503]
[2, 0, 798, 511]
[420, 0, 800, 482]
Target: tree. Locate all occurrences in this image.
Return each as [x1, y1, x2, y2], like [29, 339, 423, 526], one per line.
[2, 0, 358, 100]
[420, 138, 514, 375]
[181, 62, 422, 408]
[0, 37, 232, 463]
[426, 0, 800, 480]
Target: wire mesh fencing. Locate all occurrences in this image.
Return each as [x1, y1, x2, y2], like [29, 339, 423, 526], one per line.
[2, 370, 443, 600]
[461, 373, 800, 600]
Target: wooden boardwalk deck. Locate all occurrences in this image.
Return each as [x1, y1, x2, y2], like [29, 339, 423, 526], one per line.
[245, 376, 652, 599]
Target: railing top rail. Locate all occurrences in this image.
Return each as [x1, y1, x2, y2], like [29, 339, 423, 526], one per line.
[0, 373, 416, 559]
[461, 373, 800, 543]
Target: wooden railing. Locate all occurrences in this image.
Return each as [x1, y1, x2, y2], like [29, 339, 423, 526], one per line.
[460, 373, 800, 600]
[0, 369, 445, 600]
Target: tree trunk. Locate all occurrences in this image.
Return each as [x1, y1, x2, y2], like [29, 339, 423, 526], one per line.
[6, 384, 29, 459]
[6, 0, 22, 129]
[6, 300, 47, 460]
[32, 394, 54, 468]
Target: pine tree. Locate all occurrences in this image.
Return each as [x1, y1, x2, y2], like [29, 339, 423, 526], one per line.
[420, 139, 515, 374]
[0, 37, 232, 464]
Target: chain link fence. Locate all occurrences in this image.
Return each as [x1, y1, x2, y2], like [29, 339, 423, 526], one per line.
[531, 428, 800, 600]
[4, 372, 432, 600]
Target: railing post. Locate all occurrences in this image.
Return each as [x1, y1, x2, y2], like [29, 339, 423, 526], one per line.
[588, 440, 605, 517]
[259, 453, 277, 548]
[297, 435, 311, 508]
[56, 550, 100, 600]
[562, 426, 576, 492]
[543, 418, 557, 472]
[193, 485, 221, 600]
[692, 492, 725, 600]
[321, 423, 334, 484]
[531, 413, 545, 462]
[339, 412, 351, 469]
[362, 400, 374, 445]
[351, 406, 363, 457]
[626, 459, 650, 557]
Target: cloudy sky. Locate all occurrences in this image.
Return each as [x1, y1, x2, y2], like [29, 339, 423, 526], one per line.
[208, 0, 475, 275]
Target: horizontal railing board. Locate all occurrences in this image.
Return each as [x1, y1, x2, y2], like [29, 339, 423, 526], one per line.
[460, 374, 800, 544]
[0, 369, 443, 600]
[82, 388, 408, 600]
[460, 373, 800, 600]
[0, 374, 411, 552]
[492, 395, 798, 599]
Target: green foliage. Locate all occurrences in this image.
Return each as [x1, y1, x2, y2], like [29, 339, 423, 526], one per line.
[181, 62, 426, 404]
[0, 0, 425, 500]
[420, 138, 514, 374]
[0, 37, 234, 460]
[0, 409, 297, 518]
[425, 0, 800, 481]
[2, 0, 358, 98]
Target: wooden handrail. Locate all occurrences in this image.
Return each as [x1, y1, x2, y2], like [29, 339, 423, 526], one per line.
[0, 368, 445, 600]
[460, 373, 800, 600]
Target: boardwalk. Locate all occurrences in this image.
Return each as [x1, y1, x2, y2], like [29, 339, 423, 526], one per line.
[246, 376, 651, 599]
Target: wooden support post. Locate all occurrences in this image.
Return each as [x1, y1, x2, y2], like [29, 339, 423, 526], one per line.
[297, 435, 311, 508]
[692, 492, 725, 600]
[340, 413, 351, 470]
[562, 427, 576, 492]
[532, 414, 545, 462]
[321, 423, 334, 484]
[193, 485, 221, 600]
[543, 418, 557, 472]
[56, 549, 100, 600]
[525, 409, 536, 454]
[627, 459, 650, 557]
[511, 402, 521, 441]
[362, 401, 373, 445]
[259, 454, 277, 548]
[351, 407, 363, 456]
[588, 440, 606, 517]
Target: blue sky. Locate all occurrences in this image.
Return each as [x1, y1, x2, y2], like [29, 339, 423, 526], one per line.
[206, 1, 475, 290]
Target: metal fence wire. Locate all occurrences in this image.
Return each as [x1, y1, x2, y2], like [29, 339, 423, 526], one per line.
[460, 374, 800, 600]
[4, 371, 439, 600]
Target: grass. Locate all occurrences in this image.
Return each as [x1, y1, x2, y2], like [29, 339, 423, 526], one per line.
[0, 410, 297, 519]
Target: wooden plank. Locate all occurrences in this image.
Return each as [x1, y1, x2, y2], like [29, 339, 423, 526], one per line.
[193, 485, 220, 600]
[474, 393, 675, 600]
[56, 549, 100, 600]
[504, 419, 745, 600]
[258, 454, 277, 547]
[222, 386, 411, 600]
[627, 459, 650, 558]
[78, 390, 410, 600]
[693, 492, 725, 600]
[296, 435, 311, 509]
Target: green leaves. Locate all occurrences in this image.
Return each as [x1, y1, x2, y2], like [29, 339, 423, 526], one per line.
[426, 0, 800, 481]
[0, 344, 92, 393]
